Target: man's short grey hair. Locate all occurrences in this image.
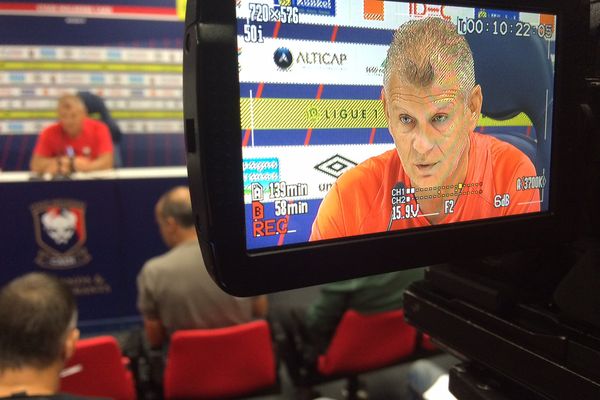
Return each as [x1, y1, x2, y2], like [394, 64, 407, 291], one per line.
[58, 93, 87, 113]
[383, 18, 476, 99]
[158, 186, 195, 228]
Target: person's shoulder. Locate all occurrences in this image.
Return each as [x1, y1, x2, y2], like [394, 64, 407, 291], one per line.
[140, 242, 202, 274]
[39, 122, 61, 136]
[472, 132, 534, 170]
[140, 249, 173, 275]
[472, 132, 529, 162]
[84, 117, 110, 132]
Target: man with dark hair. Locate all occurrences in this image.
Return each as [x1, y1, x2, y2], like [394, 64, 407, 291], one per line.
[137, 186, 268, 349]
[0, 273, 90, 399]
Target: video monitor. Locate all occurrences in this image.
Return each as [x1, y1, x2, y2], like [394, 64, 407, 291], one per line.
[184, 0, 575, 295]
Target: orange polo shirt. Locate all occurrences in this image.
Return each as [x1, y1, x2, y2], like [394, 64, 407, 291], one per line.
[311, 132, 541, 241]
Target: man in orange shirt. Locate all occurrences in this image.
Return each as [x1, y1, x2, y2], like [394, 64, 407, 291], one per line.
[30, 94, 113, 176]
[311, 18, 541, 241]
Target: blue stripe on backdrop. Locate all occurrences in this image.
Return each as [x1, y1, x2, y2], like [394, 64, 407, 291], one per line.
[0, 134, 186, 171]
[122, 134, 186, 168]
[0, 16, 182, 47]
[241, 126, 532, 148]
[274, 21, 336, 41]
[247, 129, 308, 146]
[258, 83, 321, 99]
[236, 19, 395, 45]
[336, 25, 394, 45]
[0, 135, 36, 171]
[244, 128, 392, 146]
[239, 83, 383, 100]
[320, 85, 382, 99]
[307, 128, 391, 145]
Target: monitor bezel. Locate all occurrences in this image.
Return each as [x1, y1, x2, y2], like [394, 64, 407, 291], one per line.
[183, 0, 583, 295]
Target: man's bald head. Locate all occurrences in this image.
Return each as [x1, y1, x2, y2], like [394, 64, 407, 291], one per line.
[156, 186, 195, 229]
[57, 94, 88, 138]
[58, 94, 86, 112]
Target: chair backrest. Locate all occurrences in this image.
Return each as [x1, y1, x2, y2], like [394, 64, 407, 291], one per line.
[421, 333, 438, 352]
[317, 309, 417, 376]
[77, 91, 123, 167]
[60, 335, 136, 400]
[465, 20, 554, 200]
[164, 320, 277, 399]
[77, 91, 122, 143]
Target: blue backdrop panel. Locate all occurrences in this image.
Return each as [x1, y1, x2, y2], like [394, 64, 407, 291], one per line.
[0, 175, 187, 332]
[0, 134, 187, 171]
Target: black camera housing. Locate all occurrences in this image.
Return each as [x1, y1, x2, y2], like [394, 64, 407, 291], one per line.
[183, 0, 581, 296]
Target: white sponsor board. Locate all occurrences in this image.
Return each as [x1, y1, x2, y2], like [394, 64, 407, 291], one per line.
[0, 98, 182, 114]
[242, 143, 395, 203]
[0, 72, 181, 87]
[0, 87, 183, 99]
[239, 38, 388, 85]
[0, 46, 182, 63]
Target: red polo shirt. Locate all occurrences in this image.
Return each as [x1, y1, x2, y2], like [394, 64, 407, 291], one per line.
[33, 118, 113, 159]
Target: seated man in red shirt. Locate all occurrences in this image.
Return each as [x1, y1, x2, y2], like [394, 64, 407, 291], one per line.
[311, 18, 541, 241]
[30, 94, 114, 175]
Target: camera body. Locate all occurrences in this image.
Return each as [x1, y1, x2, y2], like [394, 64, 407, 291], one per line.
[184, 0, 599, 397]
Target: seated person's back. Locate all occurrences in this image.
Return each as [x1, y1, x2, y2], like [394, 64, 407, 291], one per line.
[138, 238, 260, 333]
[137, 186, 267, 348]
[305, 268, 424, 352]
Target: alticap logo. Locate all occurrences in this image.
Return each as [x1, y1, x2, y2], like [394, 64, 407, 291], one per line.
[274, 47, 293, 70]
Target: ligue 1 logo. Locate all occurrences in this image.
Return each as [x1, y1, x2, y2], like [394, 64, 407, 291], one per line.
[274, 47, 293, 70]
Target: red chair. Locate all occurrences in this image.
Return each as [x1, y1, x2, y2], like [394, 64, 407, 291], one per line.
[317, 309, 418, 376]
[164, 320, 278, 399]
[421, 333, 439, 352]
[285, 309, 417, 399]
[60, 335, 136, 400]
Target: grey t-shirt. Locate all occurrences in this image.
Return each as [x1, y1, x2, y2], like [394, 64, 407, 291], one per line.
[137, 240, 254, 334]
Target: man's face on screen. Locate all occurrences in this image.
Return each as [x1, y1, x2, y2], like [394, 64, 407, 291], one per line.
[384, 72, 480, 190]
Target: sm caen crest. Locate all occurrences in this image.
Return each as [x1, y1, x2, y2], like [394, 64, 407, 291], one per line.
[31, 199, 92, 269]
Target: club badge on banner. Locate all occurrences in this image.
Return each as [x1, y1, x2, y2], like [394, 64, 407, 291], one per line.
[30, 199, 92, 270]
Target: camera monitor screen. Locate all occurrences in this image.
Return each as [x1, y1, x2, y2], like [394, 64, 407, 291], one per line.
[184, 0, 572, 294]
[237, 1, 555, 251]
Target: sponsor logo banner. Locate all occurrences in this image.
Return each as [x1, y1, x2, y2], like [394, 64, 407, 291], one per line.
[242, 144, 393, 202]
[240, 98, 385, 130]
[239, 38, 388, 85]
[243, 157, 281, 190]
[239, 97, 533, 130]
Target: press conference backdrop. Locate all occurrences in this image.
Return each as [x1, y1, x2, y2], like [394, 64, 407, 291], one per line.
[0, 0, 186, 171]
[0, 169, 188, 332]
